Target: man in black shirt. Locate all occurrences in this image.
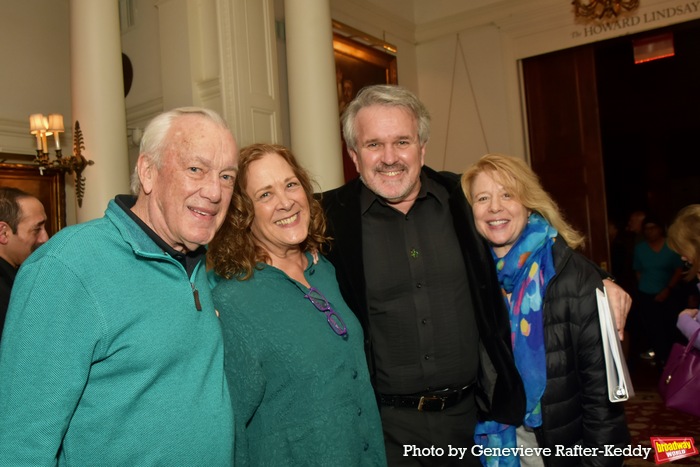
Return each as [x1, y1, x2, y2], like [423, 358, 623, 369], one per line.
[0, 187, 48, 341]
[322, 84, 630, 466]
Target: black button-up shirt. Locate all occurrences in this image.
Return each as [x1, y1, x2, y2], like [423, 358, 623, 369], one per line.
[360, 173, 479, 394]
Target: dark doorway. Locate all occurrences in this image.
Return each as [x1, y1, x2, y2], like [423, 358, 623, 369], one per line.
[596, 19, 700, 229]
[522, 46, 609, 268]
[522, 18, 700, 271]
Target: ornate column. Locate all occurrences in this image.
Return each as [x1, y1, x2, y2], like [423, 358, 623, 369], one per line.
[70, 0, 130, 222]
[284, 0, 344, 191]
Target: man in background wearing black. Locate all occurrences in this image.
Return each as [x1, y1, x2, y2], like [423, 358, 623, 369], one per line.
[0, 187, 48, 341]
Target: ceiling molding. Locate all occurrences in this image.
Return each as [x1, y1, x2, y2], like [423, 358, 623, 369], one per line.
[125, 98, 163, 126]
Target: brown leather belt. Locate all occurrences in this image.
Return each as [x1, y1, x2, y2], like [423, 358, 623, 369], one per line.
[379, 383, 475, 412]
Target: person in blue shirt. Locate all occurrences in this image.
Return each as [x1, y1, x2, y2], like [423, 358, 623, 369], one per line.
[633, 214, 684, 367]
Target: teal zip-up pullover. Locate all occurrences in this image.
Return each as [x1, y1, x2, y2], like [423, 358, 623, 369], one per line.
[0, 198, 233, 466]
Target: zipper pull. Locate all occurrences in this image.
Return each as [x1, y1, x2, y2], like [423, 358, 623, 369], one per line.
[191, 283, 202, 311]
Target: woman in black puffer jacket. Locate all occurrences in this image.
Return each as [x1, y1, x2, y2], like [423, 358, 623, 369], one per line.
[462, 154, 629, 467]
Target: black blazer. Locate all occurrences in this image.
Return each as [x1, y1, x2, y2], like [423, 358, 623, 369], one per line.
[320, 166, 526, 425]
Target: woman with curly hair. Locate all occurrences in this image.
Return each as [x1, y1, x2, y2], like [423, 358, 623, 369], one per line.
[208, 143, 386, 466]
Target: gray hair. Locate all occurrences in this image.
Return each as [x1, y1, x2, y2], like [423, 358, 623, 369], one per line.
[130, 107, 230, 195]
[341, 84, 431, 153]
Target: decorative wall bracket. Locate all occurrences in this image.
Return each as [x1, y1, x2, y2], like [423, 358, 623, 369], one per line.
[34, 120, 94, 207]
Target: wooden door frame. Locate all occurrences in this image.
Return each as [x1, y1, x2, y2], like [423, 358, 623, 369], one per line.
[522, 45, 610, 270]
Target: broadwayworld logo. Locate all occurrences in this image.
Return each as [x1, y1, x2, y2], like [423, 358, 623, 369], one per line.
[651, 437, 699, 464]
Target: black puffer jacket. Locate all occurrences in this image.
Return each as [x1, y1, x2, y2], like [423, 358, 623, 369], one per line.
[536, 238, 630, 467]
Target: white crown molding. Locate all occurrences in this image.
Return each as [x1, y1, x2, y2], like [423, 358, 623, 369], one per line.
[197, 78, 221, 102]
[0, 118, 44, 155]
[0, 118, 27, 135]
[125, 97, 163, 126]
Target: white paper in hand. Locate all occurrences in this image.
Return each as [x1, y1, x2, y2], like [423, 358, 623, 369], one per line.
[596, 287, 635, 402]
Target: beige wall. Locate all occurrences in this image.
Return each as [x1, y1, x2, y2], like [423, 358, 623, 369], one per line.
[2, 0, 699, 224]
[0, 1, 72, 155]
[0, 1, 75, 222]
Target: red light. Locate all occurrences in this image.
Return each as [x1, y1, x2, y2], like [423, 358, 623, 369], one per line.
[633, 33, 675, 64]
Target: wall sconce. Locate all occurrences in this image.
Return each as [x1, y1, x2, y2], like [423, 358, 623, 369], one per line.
[29, 114, 94, 207]
[572, 0, 640, 20]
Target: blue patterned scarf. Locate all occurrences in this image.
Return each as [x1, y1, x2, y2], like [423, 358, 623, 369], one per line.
[474, 213, 557, 466]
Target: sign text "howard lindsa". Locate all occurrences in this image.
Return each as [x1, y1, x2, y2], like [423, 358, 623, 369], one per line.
[573, 1, 700, 38]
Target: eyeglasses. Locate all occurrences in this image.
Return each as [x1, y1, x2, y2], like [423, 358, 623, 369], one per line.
[304, 287, 348, 336]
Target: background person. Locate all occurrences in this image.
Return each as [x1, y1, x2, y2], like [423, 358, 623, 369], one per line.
[618, 209, 654, 366]
[676, 308, 700, 349]
[462, 153, 629, 467]
[0, 187, 48, 341]
[632, 214, 684, 367]
[321, 84, 631, 466]
[0, 107, 237, 466]
[667, 204, 700, 350]
[208, 144, 386, 466]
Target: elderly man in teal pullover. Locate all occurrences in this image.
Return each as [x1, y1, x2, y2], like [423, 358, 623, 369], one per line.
[0, 107, 239, 466]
